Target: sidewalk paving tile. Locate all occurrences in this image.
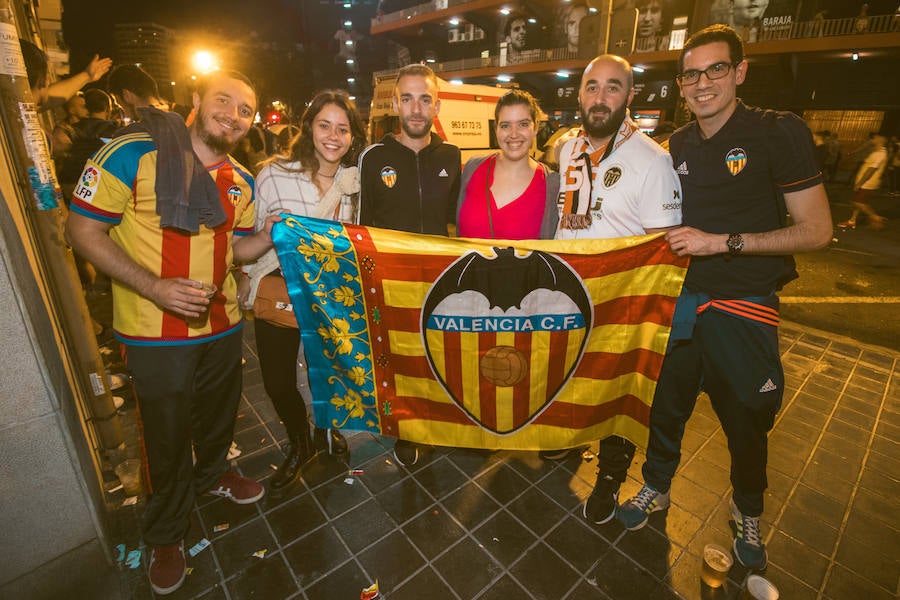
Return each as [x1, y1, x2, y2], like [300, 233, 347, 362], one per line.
[87, 322, 899, 599]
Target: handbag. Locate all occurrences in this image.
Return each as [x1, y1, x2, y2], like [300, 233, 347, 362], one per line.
[246, 166, 360, 327]
[252, 274, 298, 328]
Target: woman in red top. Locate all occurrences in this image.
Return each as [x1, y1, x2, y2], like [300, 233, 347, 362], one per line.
[457, 90, 559, 240]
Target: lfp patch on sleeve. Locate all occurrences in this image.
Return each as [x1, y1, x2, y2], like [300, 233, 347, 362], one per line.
[73, 165, 101, 203]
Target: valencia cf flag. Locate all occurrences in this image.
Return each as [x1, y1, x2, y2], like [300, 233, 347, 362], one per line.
[272, 215, 688, 451]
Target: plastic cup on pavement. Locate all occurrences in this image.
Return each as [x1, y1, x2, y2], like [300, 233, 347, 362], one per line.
[741, 575, 779, 600]
[701, 543, 733, 588]
[114, 459, 144, 496]
[186, 282, 217, 328]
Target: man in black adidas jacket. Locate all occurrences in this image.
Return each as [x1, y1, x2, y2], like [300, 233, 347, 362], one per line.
[358, 63, 461, 466]
[359, 64, 461, 237]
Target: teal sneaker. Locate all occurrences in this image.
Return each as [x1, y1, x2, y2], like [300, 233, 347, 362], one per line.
[616, 484, 670, 531]
[730, 499, 767, 570]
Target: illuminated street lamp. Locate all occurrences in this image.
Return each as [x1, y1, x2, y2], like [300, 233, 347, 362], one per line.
[192, 50, 218, 74]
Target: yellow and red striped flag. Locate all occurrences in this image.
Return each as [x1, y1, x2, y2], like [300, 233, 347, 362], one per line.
[273, 215, 688, 451]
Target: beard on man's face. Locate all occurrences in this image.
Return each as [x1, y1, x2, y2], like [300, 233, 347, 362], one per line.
[400, 114, 432, 140]
[580, 101, 627, 140]
[195, 107, 240, 156]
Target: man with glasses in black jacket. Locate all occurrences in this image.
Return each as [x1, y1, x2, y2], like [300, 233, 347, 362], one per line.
[617, 24, 832, 571]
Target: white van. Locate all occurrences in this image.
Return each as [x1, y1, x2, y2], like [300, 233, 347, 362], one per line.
[370, 74, 540, 162]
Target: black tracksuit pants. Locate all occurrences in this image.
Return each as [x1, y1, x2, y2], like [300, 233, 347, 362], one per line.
[127, 330, 243, 546]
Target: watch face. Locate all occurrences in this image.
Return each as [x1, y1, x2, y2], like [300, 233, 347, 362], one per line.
[727, 233, 743, 253]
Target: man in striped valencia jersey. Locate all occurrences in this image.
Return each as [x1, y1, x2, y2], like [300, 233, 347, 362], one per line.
[617, 25, 833, 571]
[67, 70, 278, 596]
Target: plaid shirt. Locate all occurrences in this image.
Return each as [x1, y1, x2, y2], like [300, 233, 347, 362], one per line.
[254, 161, 357, 231]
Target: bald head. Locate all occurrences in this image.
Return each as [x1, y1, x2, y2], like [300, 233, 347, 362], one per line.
[578, 54, 635, 145]
[582, 54, 634, 90]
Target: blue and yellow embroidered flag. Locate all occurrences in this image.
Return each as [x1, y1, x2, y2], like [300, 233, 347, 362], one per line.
[272, 215, 688, 451]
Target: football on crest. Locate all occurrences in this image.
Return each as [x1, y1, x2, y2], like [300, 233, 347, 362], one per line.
[480, 346, 528, 387]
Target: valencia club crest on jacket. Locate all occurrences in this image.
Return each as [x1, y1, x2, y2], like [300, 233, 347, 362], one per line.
[421, 248, 593, 434]
[380, 166, 397, 188]
[725, 148, 747, 176]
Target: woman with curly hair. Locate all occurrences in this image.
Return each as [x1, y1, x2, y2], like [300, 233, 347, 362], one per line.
[241, 90, 366, 490]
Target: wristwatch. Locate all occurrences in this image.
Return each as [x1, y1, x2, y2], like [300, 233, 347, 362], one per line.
[726, 233, 744, 255]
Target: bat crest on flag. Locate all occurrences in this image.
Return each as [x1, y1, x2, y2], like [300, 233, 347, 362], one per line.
[271, 215, 690, 451]
[421, 247, 593, 435]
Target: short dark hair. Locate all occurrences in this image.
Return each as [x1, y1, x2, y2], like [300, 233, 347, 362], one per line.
[394, 63, 440, 95]
[83, 88, 112, 114]
[678, 24, 745, 74]
[19, 39, 48, 89]
[196, 69, 257, 102]
[494, 89, 541, 123]
[504, 12, 528, 37]
[108, 64, 159, 100]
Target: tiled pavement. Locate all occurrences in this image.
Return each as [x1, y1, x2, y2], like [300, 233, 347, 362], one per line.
[103, 321, 899, 600]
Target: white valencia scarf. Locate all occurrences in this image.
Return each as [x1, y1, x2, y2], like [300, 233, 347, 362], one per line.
[559, 118, 638, 230]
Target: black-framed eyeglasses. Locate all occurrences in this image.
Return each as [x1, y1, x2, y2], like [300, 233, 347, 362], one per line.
[676, 62, 739, 86]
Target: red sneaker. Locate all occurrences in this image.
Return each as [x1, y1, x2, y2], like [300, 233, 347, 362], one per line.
[148, 541, 185, 595]
[206, 470, 265, 504]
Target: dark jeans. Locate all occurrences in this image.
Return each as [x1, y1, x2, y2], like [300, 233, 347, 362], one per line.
[642, 310, 783, 517]
[126, 330, 243, 545]
[598, 435, 636, 484]
[255, 318, 310, 435]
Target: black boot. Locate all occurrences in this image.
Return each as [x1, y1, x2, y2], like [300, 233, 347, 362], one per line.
[314, 428, 349, 456]
[271, 431, 314, 490]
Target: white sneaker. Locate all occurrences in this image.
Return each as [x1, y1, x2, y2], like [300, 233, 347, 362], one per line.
[227, 441, 242, 460]
[107, 372, 129, 391]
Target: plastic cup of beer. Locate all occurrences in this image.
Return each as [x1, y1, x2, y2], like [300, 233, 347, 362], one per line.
[741, 575, 779, 600]
[187, 282, 217, 328]
[701, 543, 733, 588]
[115, 459, 144, 496]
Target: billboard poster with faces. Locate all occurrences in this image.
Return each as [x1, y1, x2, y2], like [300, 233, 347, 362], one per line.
[632, 0, 692, 52]
[555, 2, 591, 53]
[708, 0, 799, 42]
[498, 12, 541, 63]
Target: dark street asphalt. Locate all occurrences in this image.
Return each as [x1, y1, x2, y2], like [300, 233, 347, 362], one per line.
[783, 183, 899, 351]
